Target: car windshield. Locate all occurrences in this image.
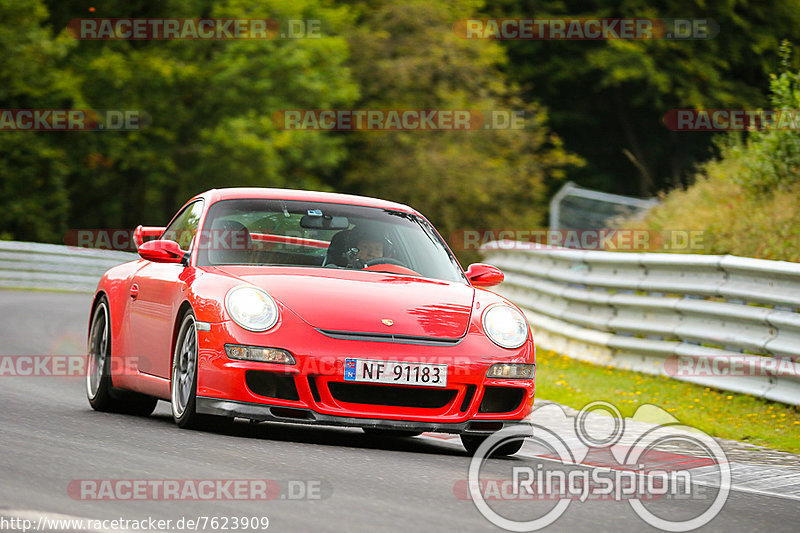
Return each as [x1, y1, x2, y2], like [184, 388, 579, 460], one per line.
[196, 199, 466, 283]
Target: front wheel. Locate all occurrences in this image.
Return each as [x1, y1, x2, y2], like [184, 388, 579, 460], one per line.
[461, 434, 525, 457]
[171, 310, 231, 431]
[86, 297, 157, 416]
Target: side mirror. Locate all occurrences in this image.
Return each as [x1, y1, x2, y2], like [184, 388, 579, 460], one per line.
[138, 239, 186, 264]
[465, 263, 504, 288]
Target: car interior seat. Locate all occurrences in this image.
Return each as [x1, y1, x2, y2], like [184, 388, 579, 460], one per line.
[324, 229, 352, 267]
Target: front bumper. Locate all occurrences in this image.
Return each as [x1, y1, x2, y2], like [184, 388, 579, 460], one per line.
[196, 396, 531, 435]
[196, 318, 535, 426]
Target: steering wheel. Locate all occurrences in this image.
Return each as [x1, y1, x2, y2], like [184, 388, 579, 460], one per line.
[365, 257, 409, 268]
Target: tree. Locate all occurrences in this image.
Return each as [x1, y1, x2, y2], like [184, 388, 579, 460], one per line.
[0, 0, 75, 241]
[53, 0, 358, 230]
[484, 0, 800, 195]
[340, 0, 581, 262]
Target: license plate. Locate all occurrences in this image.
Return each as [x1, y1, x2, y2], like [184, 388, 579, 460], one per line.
[343, 358, 447, 387]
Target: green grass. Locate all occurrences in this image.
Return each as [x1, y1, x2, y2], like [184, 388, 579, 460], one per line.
[535, 349, 800, 454]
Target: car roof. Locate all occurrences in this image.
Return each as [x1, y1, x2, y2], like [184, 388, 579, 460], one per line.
[192, 188, 417, 214]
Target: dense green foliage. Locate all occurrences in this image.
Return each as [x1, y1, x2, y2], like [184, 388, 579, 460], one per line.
[484, 0, 800, 195]
[1, 0, 798, 261]
[729, 42, 800, 194]
[38, 0, 359, 232]
[632, 55, 800, 262]
[0, 0, 76, 241]
[0, 0, 578, 249]
[630, 42, 800, 262]
[341, 0, 580, 259]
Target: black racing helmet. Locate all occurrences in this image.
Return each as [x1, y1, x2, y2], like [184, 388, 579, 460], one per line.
[347, 225, 393, 255]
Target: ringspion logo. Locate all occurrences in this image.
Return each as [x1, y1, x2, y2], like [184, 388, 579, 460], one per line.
[463, 402, 730, 531]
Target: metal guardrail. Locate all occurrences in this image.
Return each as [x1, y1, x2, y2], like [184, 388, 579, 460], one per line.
[482, 242, 800, 406]
[549, 181, 659, 230]
[2, 239, 798, 404]
[0, 241, 137, 293]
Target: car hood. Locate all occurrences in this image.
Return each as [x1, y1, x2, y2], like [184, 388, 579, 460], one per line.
[213, 266, 475, 339]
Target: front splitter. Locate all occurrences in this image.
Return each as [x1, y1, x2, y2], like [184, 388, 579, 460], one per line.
[196, 396, 530, 435]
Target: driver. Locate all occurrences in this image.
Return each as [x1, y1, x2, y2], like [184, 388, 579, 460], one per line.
[346, 226, 391, 267]
[355, 235, 384, 262]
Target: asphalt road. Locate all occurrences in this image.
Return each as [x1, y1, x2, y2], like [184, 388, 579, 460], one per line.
[0, 290, 797, 532]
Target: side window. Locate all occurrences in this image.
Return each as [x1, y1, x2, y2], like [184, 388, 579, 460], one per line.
[162, 201, 204, 250]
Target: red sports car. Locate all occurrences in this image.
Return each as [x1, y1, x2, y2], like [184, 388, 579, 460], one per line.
[86, 188, 535, 455]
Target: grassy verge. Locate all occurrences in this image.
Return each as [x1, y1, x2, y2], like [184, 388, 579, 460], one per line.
[625, 156, 800, 261]
[624, 58, 800, 262]
[535, 349, 800, 454]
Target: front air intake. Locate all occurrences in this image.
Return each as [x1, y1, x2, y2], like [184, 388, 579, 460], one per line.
[245, 371, 300, 401]
[328, 382, 456, 409]
[478, 386, 525, 414]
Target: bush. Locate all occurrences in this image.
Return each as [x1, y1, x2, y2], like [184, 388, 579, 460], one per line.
[628, 42, 800, 262]
[733, 41, 800, 193]
[629, 157, 800, 261]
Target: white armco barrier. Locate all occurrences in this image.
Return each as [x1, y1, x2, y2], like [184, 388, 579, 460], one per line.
[482, 242, 800, 406]
[0, 241, 137, 293]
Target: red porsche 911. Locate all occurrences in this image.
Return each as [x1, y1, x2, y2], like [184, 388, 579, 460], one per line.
[86, 188, 535, 455]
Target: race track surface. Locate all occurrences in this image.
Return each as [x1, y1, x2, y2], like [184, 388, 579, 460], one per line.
[0, 290, 796, 532]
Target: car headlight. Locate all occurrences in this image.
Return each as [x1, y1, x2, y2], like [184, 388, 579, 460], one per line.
[482, 304, 529, 349]
[225, 285, 279, 332]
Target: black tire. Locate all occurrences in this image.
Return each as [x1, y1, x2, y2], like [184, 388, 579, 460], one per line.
[461, 433, 525, 457]
[362, 428, 423, 438]
[86, 297, 158, 416]
[170, 309, 232, 430]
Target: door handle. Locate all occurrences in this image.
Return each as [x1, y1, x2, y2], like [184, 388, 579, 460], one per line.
[130, 283, 139, 300]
